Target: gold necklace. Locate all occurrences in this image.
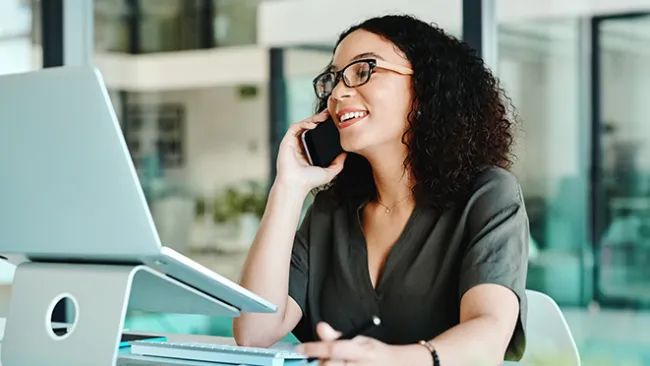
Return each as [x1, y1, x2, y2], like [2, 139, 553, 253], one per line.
[376, 194, 412, 214]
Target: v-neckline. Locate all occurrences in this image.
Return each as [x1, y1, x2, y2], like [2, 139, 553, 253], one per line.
[352, 199, 423, 299]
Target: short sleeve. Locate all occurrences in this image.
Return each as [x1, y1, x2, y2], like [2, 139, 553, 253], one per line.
[288, 204, 312, 316]
[459, 169, 529, 361]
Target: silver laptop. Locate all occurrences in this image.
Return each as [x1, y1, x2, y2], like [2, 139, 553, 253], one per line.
[0, 66, 276, 315]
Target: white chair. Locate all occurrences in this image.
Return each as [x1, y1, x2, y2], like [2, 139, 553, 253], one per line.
[506, 289, 581, 366]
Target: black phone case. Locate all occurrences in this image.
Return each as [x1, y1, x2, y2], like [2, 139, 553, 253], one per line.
[303, 118, 344, 167]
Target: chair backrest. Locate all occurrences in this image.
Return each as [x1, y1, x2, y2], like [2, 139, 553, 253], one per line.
[507, 290, 581, 365]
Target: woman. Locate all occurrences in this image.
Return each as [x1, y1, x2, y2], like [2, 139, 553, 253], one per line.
[234, 14, 529, 366]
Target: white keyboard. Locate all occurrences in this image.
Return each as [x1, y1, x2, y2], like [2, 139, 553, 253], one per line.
[130, 340, 307, 366]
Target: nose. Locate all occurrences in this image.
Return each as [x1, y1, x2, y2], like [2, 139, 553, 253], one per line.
[330, 78, 355, 101]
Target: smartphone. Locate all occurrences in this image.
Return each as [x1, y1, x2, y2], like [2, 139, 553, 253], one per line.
[300, 117, 344, 167]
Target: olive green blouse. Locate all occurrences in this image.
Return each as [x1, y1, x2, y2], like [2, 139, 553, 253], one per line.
[288, 166, 529, 361]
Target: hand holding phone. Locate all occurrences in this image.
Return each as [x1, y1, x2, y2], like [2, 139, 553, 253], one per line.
[275, 111, 346, 192]
[300, 117, 344, 168]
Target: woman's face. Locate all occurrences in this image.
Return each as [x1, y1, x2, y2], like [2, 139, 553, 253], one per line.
[327, 29, 414, 154]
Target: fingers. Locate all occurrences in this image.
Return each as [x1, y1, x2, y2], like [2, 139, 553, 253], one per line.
[317, 322, 342, 341]
[324, 153, 347, 176]
[297, 339, 366, 362]
[289, 109, 330, 135]
[292, 121, 317, 137]
[309, 108, 330, 123]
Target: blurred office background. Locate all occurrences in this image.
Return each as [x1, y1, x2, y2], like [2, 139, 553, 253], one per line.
[1, 0, 650, 364]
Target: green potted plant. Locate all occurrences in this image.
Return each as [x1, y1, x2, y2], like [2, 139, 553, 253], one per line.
[237, 181, 268, 246]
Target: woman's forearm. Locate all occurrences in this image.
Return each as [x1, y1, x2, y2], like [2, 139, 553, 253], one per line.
[233, 181, 308, 346]
[400, 315, 511, 366]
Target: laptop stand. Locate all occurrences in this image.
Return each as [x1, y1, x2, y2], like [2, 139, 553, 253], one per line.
[1, 261, 240, 366]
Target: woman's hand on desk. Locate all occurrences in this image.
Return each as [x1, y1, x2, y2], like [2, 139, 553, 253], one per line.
[296, 322, 431, 366]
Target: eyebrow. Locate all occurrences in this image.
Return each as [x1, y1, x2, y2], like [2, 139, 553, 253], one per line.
[329, 52, 386, 71]
[351, 52, 386, 62]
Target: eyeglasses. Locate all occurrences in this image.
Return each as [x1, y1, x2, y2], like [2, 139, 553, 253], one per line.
[312, 58, 413, 99]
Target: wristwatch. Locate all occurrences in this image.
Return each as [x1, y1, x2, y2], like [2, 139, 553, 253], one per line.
[418, 340, 440, 366]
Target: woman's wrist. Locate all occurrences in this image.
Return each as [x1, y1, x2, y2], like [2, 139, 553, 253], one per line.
[418, 340, 441, 366]
[272, 177, 312, 200]
[269, 179, 310, 207]
[395, 343, 436, 366]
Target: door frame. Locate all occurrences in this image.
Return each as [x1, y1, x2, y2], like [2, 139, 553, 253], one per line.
[590, 11, 650, 308]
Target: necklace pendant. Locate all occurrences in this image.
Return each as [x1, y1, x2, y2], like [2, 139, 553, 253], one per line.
[386, 208, 391, 214]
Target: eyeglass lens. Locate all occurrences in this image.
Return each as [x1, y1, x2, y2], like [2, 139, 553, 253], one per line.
[315, 61, 372, 98]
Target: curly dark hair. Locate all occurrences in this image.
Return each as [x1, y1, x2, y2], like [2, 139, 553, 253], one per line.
[315, 14, 518, 213]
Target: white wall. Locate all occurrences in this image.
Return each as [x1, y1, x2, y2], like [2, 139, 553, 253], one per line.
[0, 38, 37, 76]
[126, 85, 270, 196]
[96, 46, 269, 91]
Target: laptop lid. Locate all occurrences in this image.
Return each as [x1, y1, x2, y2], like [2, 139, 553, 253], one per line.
[0, 66, 161, 262]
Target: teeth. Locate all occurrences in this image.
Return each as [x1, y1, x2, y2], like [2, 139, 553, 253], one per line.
[340, 111, 367, 122]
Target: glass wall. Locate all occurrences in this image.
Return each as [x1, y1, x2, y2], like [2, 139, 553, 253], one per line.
[212, 0, 259, 47]
[597, 14, 650, 306]
[94, 0, 129, 53]
[0, 0, 40, 76]
[94, 0, 259, 53]
[497, 20, 591, 306]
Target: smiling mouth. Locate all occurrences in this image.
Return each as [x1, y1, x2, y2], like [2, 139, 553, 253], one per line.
[338, 111, 368, 128]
